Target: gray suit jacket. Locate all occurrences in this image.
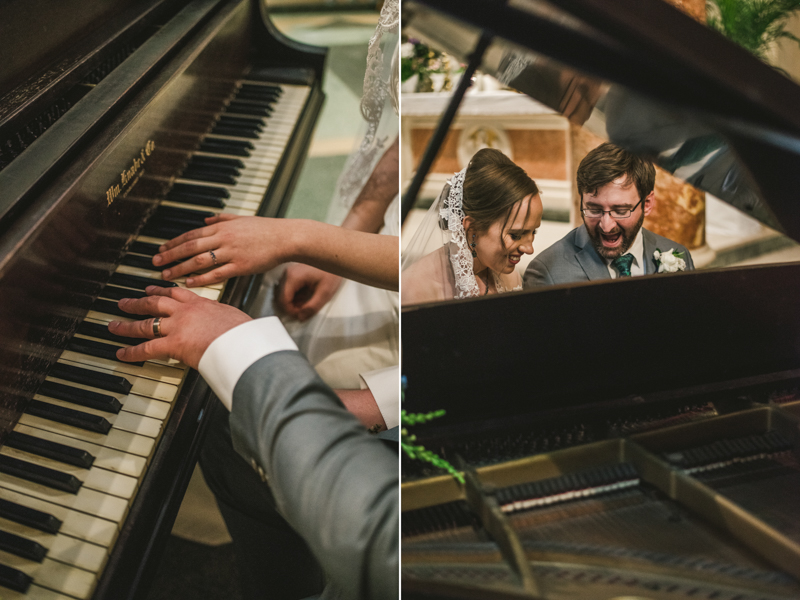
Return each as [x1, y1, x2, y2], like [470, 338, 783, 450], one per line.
[229, 350, 398, 600]
[524, 225, 694, 287]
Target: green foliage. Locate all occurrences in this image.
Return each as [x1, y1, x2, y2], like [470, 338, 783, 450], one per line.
[707, 0, 800, 60]
[400, 378, 465, 484]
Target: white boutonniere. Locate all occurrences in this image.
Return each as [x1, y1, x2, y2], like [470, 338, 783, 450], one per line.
[653, 248, 687, 273]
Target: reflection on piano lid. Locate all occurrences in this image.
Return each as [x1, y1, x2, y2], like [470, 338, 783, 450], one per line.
[404, 0, 800, 240]
[0, 0, 325, 598]
[402, 0, 800, 598]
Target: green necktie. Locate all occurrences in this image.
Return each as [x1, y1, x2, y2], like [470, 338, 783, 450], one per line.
[612, 253, 634, 277]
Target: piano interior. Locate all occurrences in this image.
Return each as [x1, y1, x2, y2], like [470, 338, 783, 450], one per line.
[0, 0, 325, 598]
[402, 0, 800, 598]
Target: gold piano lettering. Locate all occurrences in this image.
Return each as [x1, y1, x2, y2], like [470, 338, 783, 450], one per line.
[105, 140, 156, 206]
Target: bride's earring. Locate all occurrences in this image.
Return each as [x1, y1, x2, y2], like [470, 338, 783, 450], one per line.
[471, 233, 477, 258]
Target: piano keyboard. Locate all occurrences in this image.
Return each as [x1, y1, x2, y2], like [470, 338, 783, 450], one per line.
[0, 78, 310, 599]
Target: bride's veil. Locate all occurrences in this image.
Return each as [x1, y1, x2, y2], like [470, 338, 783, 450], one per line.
[401, 182, 451, 270]
[325, 0, 399, 228]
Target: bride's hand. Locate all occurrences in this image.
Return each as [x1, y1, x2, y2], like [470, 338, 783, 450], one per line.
[153, 214, 290, 287]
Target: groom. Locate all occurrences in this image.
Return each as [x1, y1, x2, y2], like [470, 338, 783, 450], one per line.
[524, 142, 694, 287]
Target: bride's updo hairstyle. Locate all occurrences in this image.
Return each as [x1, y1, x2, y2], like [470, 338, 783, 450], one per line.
[461, 148, 539, 244]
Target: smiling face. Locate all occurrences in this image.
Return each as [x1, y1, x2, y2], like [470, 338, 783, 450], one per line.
[582, 176, 653, 259]
[466, 193, 543, 275]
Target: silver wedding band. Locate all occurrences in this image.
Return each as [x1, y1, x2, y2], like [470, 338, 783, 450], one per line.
[153, 317, 163, 338]
[209, 249, 218, 266]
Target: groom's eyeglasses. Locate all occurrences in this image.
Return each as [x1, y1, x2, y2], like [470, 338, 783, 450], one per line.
[581, 197, 644, 220]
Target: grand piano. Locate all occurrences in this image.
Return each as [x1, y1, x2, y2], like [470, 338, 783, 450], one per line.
[0, 1, 325, 598]
[401, 1, 800, 598]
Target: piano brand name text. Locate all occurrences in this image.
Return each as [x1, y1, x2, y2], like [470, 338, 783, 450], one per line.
[106, 140, 155, 206]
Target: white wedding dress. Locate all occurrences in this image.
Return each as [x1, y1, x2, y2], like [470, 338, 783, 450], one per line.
[250, 0, 399, 395]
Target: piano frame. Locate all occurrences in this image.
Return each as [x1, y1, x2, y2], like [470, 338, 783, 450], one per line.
[0, 0, 326, 598]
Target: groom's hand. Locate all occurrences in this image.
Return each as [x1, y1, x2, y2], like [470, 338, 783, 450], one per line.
[109, 286, 252, 369]
[278, 264, 342, 321]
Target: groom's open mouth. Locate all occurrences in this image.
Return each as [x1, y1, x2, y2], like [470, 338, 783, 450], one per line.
[599, 230, 623, 248]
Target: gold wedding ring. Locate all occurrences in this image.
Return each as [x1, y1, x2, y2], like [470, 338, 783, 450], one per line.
[153, 317, 163, 338]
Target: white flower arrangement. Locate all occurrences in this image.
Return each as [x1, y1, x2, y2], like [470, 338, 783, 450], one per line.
[654, 248, 687, 273]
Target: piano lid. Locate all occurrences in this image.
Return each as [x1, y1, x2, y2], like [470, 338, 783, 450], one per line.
[403, 0, 800, 241]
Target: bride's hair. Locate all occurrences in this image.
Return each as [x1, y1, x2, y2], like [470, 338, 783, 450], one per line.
[462, 148, 539, 241]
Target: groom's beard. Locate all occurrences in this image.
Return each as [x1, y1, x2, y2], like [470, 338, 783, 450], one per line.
[587, 212, 644, 259]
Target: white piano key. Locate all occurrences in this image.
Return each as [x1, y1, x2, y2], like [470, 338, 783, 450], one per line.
[0, 473, 128, 524]
[0, 548, 96, 599]
[56, 360, 179, 404]
[0, 516, 107, 573]
[0, 584, 75, 600]
[113, 264, 224, 292]
[99, 282, 220, 301]
[58, 351, 183, 386]
[13, 426, 146, 480]
[18, 415, 155, 459]
[0, 488, 116, 549]
[0, 448, 138, 501]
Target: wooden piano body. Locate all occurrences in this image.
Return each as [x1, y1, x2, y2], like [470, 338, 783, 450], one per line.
[401, 0, 800, 598]
[0, 1, 325, 598]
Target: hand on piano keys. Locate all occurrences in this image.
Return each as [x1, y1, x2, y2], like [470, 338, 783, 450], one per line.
[153, 214, 294, 288]
[110, 287, 252, 370]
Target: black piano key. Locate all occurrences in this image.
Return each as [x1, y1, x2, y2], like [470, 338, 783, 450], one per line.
[235, 90, 280, 102]
[237, 86, 281, 98]
[0, 454, 82, 494]
[26, 399, 112, 435]
[6, 431, 95, 469]
[146, 216, 207, 234]
[120, 254, 169, 272]
[108, 273, 178, 290]
[141, 222, 198, 240]
[154, 205, 216, 222]
[240, 82, 282, 92]
[229, 95, 276, 106]
[185, 160, 241, 177]
[224, 104, 270, 117]
[99, 286, 147, 301]
[180, 167, 237, 185]
[216, 117, 263, 132]
[0, 562, 32, 593]
[198, 140, 251, 157]
[201, 137, 255, 150]
[0, 530, 47, 563]
[130, 241, 161, 256]
[209, 126, 260, 139]
[77, 320, 144, 349]
[166, 191, 227, 208]
[38, 380, 122, 414]
[189, 154, 246, 168]
[50, 363, 132, 395]
[170, 182, 230, 199]
[91, 298, 149, 320]
[66, 338, 144, 367]
[0, 498, 61, 535]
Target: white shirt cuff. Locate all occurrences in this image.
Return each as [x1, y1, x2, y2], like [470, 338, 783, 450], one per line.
[359, 365, 399, 429]
[198, 316, 298, 411]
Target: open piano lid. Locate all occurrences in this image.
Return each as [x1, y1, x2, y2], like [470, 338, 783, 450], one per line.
[401, 0, 800, 430]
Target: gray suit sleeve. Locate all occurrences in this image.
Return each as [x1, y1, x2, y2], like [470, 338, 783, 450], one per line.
[228, 350, 398, 600]
[683, 246, 695, 270]
[523, 257, 554, 287]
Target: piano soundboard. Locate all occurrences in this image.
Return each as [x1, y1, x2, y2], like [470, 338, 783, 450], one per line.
[0, 74, 313, 600]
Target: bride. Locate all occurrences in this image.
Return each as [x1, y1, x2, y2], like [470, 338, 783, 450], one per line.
[402, 148, 543, 304]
